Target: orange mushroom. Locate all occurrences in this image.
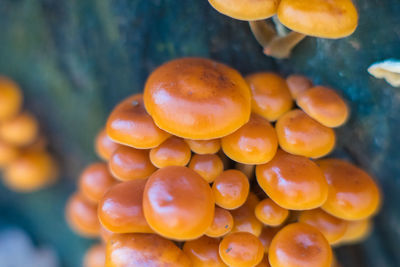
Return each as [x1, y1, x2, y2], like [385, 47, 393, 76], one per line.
[205, 206, 234, 238]
[212, 169, 250, 210]
[106, 233, 191, 267]
[3, 150, 57, 192]
[143, 166, 215, 240]
[219, 232, 264, 267]
[149, 136, 191, 168]
[275, 109, 335, 158]
[106, 94, 170, 149]
[221, 114, 278, 165]
[0, 76, 22, 121]
[84, 244, 105, 267]
[0, 112, 38, 146]
[317, 159, 381, 221]
[269, 223, 333, 267]
[296, 86, 349, 127]
[258, 227, 280, 253]
[185, 138, 221, 155]
[339, 219, 372, 245]
[286, 74, 313, 100]
[94, 128, 122, 161]
[78, 162, 117, 203]
[246, 73, 293, 121]
[0, 140, 19, 167]
[189, 154, 224, 183]
[65, 192, 100, 238]
[98, 179, 153, 234]
[298, 208, 348, 244]
[231, 193, 263, 237]
[256, 149, 328, 210]
[144, 58, 251, 140]
[183, 236, 227, 267]
[255, 198, 289, 227]
[109, 146, 156, 181]
[100, 225, 113, 243]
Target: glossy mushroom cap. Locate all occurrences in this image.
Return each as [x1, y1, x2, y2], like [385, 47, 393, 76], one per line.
[0, 76, 22, 121]
[258, 227, 280, 253]
[106, 94, 170, 149]
[231, 193, 263, 236]
[255, 198, 289, 227]
[143, 166, 215, 240]
[276, 109, 335, 158]
[277, 0, 358, 38]
[205, 206, 234, 238]
[185, 138, 221, 155]
[317, 159, 381, 220]
[219, 232, 264, 267]
[65, 193, 100, 237]
[246, 73, 293, 121]
[0, 140, 19, 167]
[286, 74, 313, 100]
[106, 233, 191, 267]
[298, 208, 348, 244]
[256, 149, 328, 210]
[183, 236, 227, 267]
[222, 114, 278, 164]
[212, 169, 250, 210]
[189, 154, 224, 183]
[78, 162, 117, 203]
[149, 136, 191, 168]
[339, 219, 372, 245]
[297, 86, 349, 127]
[84, 244, 105, 267]
[94, 128, 121, 161]
[3, 150, 57, 192]
[269, 223, 333, 267]
[208, 0, 279, 21]
[98, 180, 153, 234]
[0, 112, 38, 146]
[109, 146, 156, 181]
[144, 58, 251, 140]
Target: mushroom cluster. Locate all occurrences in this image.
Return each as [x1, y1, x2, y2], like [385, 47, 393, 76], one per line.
[208, 0, 359, 58]
[0, 76, 57, 192]
[65, 58, 381, 267]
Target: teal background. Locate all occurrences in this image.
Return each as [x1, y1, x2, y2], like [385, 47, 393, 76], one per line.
[0, 0, 399, 266]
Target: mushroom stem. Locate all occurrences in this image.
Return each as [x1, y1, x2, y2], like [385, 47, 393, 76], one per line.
[235, 162, 255, 179]
[263, 32, 306, 59]
[272, 15, 289, 37]
[249, 20, 277, 47]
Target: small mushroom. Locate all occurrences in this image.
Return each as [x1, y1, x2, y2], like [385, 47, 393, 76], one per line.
[94, 128, 122, 161]
[184, 138, 221, 155]
[0, 76, 22, 121]
[189, 154, 224, 183]
[205, 207, 234, 238]
[258, 227, 280, 254]
[183, 236, 226, 267]
[255, 198, 289, 227]
[230, 193, 263, 237]
[338, 219, 372, 245]
[149, 136, 191, 168]
[0, 112, 39, 146]
[286, 74, 313, 100]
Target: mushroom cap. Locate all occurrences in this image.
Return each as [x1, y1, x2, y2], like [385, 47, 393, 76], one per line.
[208, 0, 279, 21]
[205, 206, 234, 238]
[298, 208, 348, 244]
[3, 150, 57, 192]
[317, 159, 381, 220]
[183, 236, 226, 267]
[277, 0, 358, 38]
[212, 169, 250, 210]
[297, 86, 349, 127]
[269, 223, 333, 267]
[144, 58, 251, 140]
[109, 146, 156, 181]
[189, 154, 224, 183]
[0, 140, 19, 167]
[286, 74, 313, 100]
[78, 162, 117, 203]
[255, 198, 289, 227]
[276, 109, 336, 158]
[95, 128, 121, 161]
[219, 232, 264, 267]
[185, 138, 221, 155]
[256, 149, 328, 210]
[143, 166, 215, 240]
[65, 193, 100, 238]
[84, 244, 105, 267]
[0, 112, 39, 146]
[258, 227, 280, 253]
[0, 76, 22, 121]
[222, 114, 278, 164]
[106, 233, 191, 267]
[106, 94, 170, 149]
[149, 136, 191, 168]
[98, 180, 153, 234]
[246, 73, 293, 121]
[231, 193, 263, 236]
[339, 219, 372, 244]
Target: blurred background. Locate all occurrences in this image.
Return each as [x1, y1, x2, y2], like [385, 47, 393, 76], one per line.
[0, 0, 399, 266]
